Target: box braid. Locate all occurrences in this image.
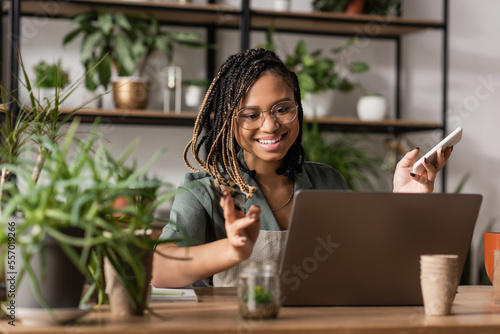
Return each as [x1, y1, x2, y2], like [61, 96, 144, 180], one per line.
[183, 49, 305, 198]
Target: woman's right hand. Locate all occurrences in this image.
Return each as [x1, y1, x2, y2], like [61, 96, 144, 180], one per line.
[221, 190, 260, 262]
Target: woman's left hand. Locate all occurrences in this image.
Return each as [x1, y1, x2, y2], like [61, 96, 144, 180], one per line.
[393, 146, 453, 193]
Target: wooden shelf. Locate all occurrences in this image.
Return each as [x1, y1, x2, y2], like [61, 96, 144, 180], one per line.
[58, 108, 442, 134]
[250, 10, 444, 37]
[3, 1, 443, 36]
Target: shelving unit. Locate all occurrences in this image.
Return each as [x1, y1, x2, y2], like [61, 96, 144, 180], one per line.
[1, 0, 449, 186]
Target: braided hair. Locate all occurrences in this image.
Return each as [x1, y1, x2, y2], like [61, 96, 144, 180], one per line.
[183, 49, 305, 198]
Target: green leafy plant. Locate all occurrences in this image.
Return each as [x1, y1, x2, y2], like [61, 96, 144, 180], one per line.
[312, 0, 350, 12]
[302, 118, 381, 191]
[33, 60, 69, 89]
[0, 118, 181, 314]
[0, 54, 88, 216]
[285, 37, 370, 97]
[182, 78, 210, 88]
[363, 0, 401, 15]
[1, 54, 182, 316]
[312, 0, 401, 15]
[62, 11, 206, 91]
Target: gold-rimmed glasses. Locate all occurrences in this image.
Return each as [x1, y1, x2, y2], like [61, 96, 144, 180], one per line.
[235, 101, 298, 130]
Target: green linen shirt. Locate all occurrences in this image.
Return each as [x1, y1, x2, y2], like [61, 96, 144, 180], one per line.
[159, 161, 347, 246]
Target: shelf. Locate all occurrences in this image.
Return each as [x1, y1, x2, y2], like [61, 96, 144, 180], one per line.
[2, 1, 443, 36]
[250, 10, 444, 37]
[2, 0, 241, 28]
[57, 108, 442, 134]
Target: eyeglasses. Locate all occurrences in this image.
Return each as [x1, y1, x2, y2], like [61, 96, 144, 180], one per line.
[235, 101, 298, 130]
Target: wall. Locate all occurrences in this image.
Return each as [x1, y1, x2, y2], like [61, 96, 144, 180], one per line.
[2, 0, 500, 282]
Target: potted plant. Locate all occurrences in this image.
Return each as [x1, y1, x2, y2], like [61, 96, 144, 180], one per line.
[285, 37, 370, 117]
[0, 57, 181, 324]
[302, 118, 382, 191]
[33, 60, 69, 104]
[312, 0, 365, 14]
[183, 78, 209, 108]
[62, 10, 205, 109]
[363, 0, 401, 16]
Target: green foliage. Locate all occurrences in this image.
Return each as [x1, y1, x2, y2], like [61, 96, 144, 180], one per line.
[243, 285, 273, 304]
[0, 119, 179, 312]
[33, 60, 69, 89]
[312, 0, 350, 12]
[63, 11, 206, 91]
[312, 0, 401, 14]
[302, 119, 381, 191]
[285, 37, 369, 97]
[363, 0, 401, 15]
[182, 78, 210, 88]
[1, 53, 181, 313]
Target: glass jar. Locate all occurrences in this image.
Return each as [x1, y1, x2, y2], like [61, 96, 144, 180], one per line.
[237, 260, 281, 319]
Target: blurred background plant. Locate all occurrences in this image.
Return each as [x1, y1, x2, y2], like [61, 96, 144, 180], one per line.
[33, 60, 69, 89]
[284, 37, 369, 98]
[302, 118, 382, 191]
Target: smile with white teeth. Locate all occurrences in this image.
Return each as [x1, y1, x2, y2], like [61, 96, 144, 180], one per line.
[257, 135, 284, 145]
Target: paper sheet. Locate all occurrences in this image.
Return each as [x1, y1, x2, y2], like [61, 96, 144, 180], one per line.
[150, 286, 199, 302]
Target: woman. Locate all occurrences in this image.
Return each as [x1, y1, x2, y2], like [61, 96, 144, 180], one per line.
[152, 49, 452, 288]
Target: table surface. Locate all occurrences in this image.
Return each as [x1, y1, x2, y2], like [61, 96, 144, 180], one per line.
[1, 286, 500, 334]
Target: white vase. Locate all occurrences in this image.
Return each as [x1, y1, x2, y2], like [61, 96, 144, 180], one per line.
[357, 95, 387, 121]
[184, 85, 204, 108]
[302, 90, 336, 118]
[274, 0, 291, 11]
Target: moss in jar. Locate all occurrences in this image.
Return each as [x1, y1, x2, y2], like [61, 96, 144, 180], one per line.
[239, 285, 280, 319]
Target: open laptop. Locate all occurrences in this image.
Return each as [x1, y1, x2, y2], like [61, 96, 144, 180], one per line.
[279, 190, 482, 306]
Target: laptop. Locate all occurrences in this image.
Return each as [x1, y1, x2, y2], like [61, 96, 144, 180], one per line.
[279, 190, 482, 306]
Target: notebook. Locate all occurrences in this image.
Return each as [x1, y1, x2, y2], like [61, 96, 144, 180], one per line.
[279, 190, 482, 306]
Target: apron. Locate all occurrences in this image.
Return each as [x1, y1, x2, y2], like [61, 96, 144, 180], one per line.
[213, 230, 288, 287]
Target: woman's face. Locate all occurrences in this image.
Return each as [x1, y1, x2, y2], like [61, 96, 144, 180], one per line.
[234, 72, 299, 169]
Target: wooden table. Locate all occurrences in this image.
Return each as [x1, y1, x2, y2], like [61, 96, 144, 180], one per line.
[2, 286, 500, 333]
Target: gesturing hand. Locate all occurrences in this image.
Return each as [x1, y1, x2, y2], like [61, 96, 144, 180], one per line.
[220, 190, 261, 262]
[393, 146, 453, 193]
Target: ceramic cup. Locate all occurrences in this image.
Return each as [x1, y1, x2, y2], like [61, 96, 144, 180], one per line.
[483, 232, 500, 284]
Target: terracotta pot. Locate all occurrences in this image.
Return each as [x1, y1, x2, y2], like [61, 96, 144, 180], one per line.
[345, 0, 364, 15]
[483, 232, 500, 284]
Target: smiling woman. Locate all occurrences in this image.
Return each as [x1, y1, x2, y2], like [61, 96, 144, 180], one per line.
[151, 48, 452, 289]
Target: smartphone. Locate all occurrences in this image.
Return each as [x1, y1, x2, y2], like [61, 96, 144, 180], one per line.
[412, 127, 462, 174]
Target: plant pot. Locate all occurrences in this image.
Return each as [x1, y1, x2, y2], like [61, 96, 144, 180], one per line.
[345, 0, 364, 14]
[104, 249, 153, 316]
[357, 95, 387, 121]
[112, 77, 149, 110]
[274, 0, 291, 12]
[6, 217, 85, 310]
[302, 90, 336, 118]
[184, 85, 204, 108]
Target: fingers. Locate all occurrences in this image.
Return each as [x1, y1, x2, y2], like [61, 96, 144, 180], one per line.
[436, 146, 453, 171]
[397, 147, 420, 169]
[409, 172, 434, 193]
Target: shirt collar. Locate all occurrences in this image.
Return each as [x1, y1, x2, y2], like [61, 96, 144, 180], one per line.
[235, 150, 313, 230]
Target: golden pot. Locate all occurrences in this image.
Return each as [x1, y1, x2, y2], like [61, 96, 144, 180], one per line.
[112, 77, 149, 110]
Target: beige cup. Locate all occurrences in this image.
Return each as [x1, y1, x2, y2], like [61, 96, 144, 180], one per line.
[420, 254, 459, 316]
